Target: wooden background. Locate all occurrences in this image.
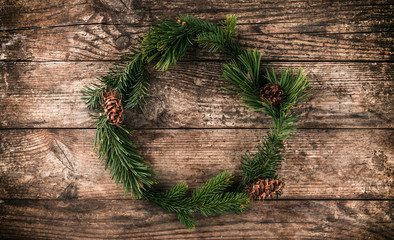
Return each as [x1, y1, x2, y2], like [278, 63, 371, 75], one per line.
[0, 0, 393, 239]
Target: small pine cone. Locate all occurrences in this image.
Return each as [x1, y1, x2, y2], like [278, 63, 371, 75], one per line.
[260, 83, 284, 106]
[101, 90, 124, 126]
[244, 178, 285, 201]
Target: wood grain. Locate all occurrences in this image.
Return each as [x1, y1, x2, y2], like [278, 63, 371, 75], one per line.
[1, 0, 392, 61]
[1, 0, 393, 238]
[2, 0, 392, 31]
[1, 25, 391, 62]
[0, 199, 392, 239]
[0, 129, 392, 200]
[1, 61, 392, 129]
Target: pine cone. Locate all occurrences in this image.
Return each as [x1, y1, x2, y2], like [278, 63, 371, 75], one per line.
[101, 90, 124, 125]
[260, 83, 284, 106]
[244, 178, 284, 200]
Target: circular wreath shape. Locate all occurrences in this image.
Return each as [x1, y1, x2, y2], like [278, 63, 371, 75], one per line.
[82, 15, 312, 230]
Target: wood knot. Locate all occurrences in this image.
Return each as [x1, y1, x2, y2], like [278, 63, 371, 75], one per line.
[115, 36, 130, 50]
[58, 183, 78, 200]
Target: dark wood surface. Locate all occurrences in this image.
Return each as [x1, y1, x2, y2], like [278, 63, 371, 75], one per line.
[0, 0, 393, 239]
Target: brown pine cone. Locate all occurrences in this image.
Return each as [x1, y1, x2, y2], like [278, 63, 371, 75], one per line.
[260, 83, 284, 106]
[101, 89, 124, 126]
[244, 178, 284, 200]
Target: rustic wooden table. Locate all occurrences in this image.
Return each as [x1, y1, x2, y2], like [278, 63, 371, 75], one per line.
[1, 0, 393, 239]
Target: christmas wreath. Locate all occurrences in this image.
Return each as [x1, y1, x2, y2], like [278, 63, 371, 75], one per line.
[82, 15, 312, 229]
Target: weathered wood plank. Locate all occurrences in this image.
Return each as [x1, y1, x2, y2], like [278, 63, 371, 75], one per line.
[1, 0, 392, 238]
[2, 23, 391, 62]
[0, 129, 392, 200]
[1, 1, 393, 61]
[0, 199, 392, 239]
[1, 61, 392, 129]
[2, 0, 392, 33]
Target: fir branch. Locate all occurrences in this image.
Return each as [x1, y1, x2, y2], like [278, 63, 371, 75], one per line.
[117, 51, 150, 112]
[94, 115, 156, 198]
[177, 212, 197, 230]
[192, 171, 234, 200]
[237, 133, 285, 191]
[222, 49, 267, 113]
[82, 48, 150, 112]
[266, 68, 312, 112]
[81, 82, 105, 110]
[197, 192, 248, 217]
[141, 18, 194, 71]
[221, 15, 239, 39]
[223, 54, 312, 189]
[223, 51, 312, 120]
[141, 14, 242, 72]
[181, 14, 242, 58]
[143, 172, 249, 230]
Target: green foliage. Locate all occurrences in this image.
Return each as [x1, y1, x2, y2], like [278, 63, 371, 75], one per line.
[82, 14, 312, 230]
[117, 51, 150, 112]
[221, 15, 239, 39]
[192, 171, 233, 199]
[223, 51, 312, 118]
[82, 48, 150, 112]
[266, 68, 312, 113]
[222, 49, 264, 112]
[141, 14, 242, 72]
[81, 82, 105, 110]
[190, 14, 241, 56]
[94, 115, 156, 198]
[223, 51, 312, 188]
[143, 172, 249, 230]
[237, 132, 285, 191]
[141, 18, 193, 71]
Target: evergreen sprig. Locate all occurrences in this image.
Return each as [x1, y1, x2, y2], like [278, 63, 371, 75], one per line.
[143, 172, 249, 230]
[141, 14, 242, 72]
[222, 50, 312, 189]
[82, 14, 312, 230]
[82, 48, 150, 113]
[93, 115, 156, 198]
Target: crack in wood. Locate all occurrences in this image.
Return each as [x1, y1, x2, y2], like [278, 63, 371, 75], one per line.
[51, 139, 75, 172]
